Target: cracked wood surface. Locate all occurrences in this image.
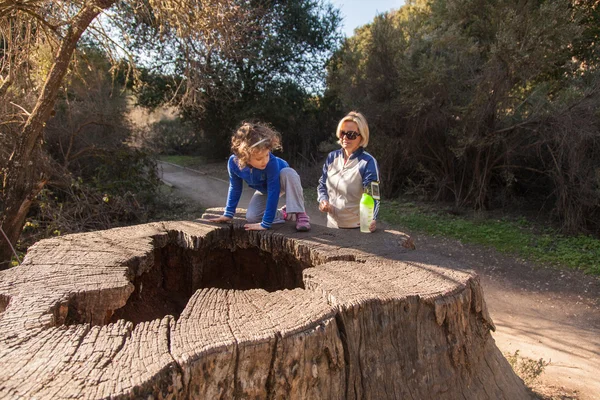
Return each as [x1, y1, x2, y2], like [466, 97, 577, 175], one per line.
[0, 209, 531, 399]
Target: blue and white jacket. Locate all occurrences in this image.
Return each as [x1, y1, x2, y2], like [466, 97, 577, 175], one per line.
[317, 147, 380, 228]
[223, 153, 288, 229]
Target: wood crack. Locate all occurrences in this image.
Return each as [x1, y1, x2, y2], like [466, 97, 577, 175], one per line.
[334, 313, 351, 400]
[0, 217, 530, 399]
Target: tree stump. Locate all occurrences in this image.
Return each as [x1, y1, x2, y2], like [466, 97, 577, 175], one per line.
[0, 209, 530, 399]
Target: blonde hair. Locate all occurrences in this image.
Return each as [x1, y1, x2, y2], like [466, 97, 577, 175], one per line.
[336, 111, 370, 148]
[231, 121, 282, 168]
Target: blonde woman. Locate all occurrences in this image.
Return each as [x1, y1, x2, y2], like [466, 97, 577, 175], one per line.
[317, 111, 380, 231]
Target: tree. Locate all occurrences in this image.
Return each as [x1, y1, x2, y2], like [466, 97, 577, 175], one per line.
[0, 0, 272, 269]
[1, 0, 119, 269]
[130, 0, 342, 163]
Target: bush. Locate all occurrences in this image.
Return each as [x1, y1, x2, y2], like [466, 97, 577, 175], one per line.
[141, 119, 203, 155]
[505, 350, 549, 386]
[21, 147, 161, 250]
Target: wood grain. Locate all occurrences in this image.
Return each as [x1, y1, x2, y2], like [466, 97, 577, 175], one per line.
[0, 209, 530, 399]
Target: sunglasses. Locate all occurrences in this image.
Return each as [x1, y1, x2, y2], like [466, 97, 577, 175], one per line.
[340, 130, 361, 140]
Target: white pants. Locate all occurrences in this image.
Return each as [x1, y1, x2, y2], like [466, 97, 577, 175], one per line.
[246, 168, 306, 223]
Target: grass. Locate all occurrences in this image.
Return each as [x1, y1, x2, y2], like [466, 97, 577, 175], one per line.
[158, 155, 230, 181]
[159, 155, 208, 168]
[378, 199, 600, 276]
[148, 184, 206, 222]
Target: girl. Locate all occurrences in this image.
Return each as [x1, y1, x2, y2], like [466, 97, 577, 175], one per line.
[210, 121, 311, 231]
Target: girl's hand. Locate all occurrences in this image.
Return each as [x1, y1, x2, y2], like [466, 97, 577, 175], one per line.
[209, 216, 232, 223]
[369, 220, 377, 232]
[244, 223, 267, 231]
[319, 200, 332, 213]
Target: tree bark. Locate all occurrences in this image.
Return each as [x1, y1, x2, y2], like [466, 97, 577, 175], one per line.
[0, 0, 117, 269]
[0, 215, 531, 399]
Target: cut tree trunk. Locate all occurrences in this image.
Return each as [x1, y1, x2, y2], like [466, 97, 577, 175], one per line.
[0, 209, 531, 399]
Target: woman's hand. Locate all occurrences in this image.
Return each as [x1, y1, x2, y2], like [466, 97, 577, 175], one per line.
[244, 223, 267, 231]
[319, 200, 332, 213]
[369, 220, 377, 232]
[209, 216, 232, 223]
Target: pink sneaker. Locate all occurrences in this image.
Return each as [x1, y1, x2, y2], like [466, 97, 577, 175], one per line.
[295, 212, 311, 232]
[281, 206, 296, 221]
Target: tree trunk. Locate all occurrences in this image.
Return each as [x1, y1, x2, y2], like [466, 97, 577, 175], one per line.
[0, 214, 531, 399]
[0, 0, 116, 269]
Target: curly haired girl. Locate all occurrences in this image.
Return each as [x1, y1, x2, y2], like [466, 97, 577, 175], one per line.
[210, 121, 311, 231]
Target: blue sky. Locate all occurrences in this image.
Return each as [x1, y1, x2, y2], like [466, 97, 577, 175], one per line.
[330, 0, 406, 37]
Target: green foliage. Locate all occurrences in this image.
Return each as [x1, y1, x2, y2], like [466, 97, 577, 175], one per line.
[25, 182, 147, 242]
[10, 252, 24, 268]
[45, 44, 135, 175]
[24, 147, 160, 242]
[146, 185, 206, 222]
[91, 148, 160, 197]
[143, 119, 201, 155]
[134, 69, 181, 110]
[572, 1, 600, 66]
[379, 199, 600, 275]
[505, 350, 549, 386]
[130, 0, 343, 165]
[327, 0, 600, 233]
[180, 72, 343, 167]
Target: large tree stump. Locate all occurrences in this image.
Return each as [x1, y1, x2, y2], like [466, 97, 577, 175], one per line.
[0, 209, 530, 399]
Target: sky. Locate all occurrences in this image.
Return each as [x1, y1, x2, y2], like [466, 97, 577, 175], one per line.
[329, 0, 406, 37]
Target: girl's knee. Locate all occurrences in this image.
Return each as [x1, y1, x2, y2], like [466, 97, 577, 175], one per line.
[280, 167, 300, 182]
[246, 211, 262, 223]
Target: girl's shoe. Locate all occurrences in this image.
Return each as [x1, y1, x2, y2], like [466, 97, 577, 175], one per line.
[295, 212, 311, 232]
[280, 206, 296, 221]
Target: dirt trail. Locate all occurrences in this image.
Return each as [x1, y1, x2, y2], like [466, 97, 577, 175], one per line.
[159, 161, 600, 399]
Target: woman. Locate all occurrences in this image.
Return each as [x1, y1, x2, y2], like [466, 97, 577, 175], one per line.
[317, 111, 380, 231]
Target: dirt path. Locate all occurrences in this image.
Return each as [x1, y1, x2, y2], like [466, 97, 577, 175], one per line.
[159, 161, 600, 399]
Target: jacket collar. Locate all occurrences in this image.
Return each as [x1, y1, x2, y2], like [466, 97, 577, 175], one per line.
[348, 147, 364, 160]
